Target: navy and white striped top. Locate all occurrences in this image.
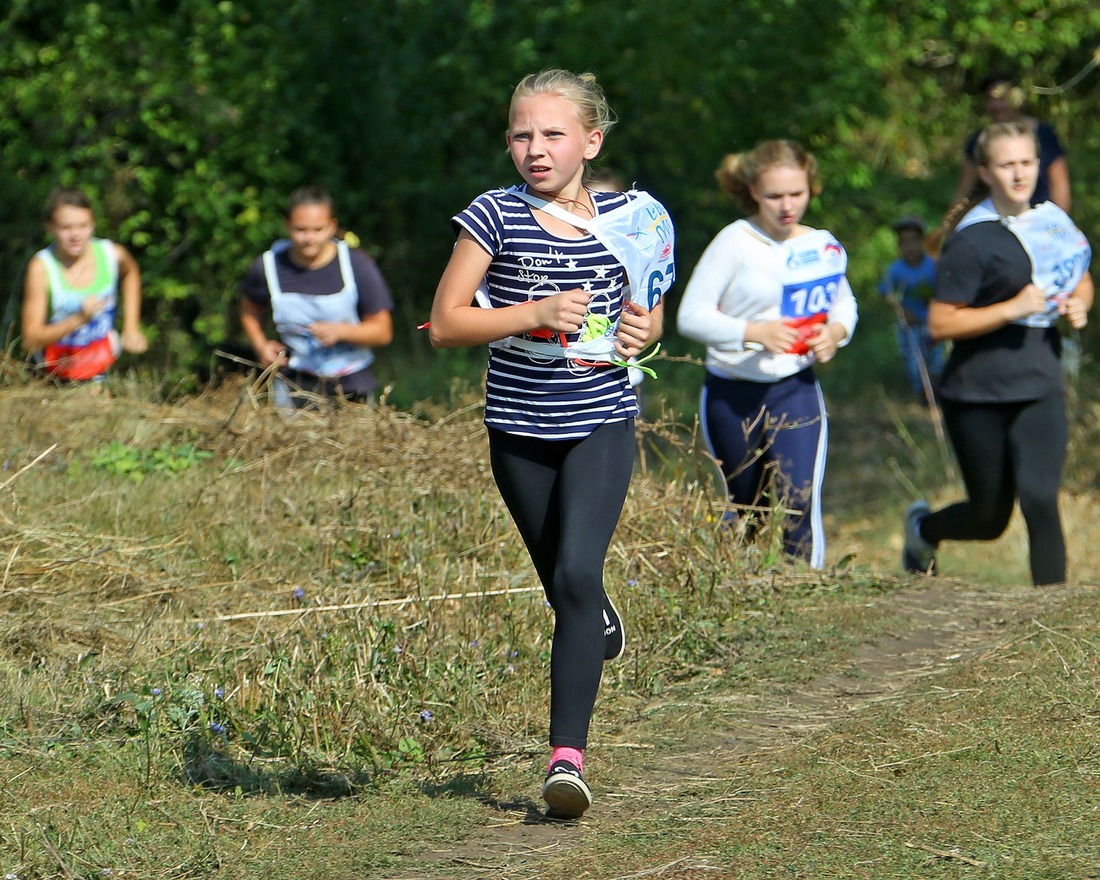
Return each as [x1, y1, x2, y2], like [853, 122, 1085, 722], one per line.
[454, 185, 665, 440]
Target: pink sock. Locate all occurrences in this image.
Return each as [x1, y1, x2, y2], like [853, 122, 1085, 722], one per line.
[549, 747, 584, 772]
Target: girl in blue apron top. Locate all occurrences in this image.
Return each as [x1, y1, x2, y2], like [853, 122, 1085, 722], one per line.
[21, 187, 148, 383]
[429, 69, 674, 819]
[903, 121, 1093, 585]
[677, 140, 858, 570]
[238, 186, 394, 409]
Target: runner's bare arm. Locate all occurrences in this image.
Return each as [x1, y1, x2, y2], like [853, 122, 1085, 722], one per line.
[1059, 271, 1093, 329]
[615, 300, 663, 358]
[309, 310, 393, 348]
[928, 284, 1048, 342]
[240, 298, 287, 368]
[20, 257, 99, 351]
[429, 232, 588, 348]
[116, 244, 148, 354]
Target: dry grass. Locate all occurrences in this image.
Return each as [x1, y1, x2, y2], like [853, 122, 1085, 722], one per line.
[2, 363, 1099, 879]
[0, 372, 774, 785]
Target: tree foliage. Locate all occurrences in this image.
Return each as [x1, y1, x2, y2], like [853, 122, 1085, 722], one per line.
[2, 1, 1099, 381]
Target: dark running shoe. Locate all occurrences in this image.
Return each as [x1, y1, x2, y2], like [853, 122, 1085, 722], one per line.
[603, 593, 625, 662]
[542, 760, 593, 819]
[902, 500, 937, 575]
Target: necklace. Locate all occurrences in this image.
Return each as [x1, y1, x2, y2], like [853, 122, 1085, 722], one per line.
[552, 193, 594, 217]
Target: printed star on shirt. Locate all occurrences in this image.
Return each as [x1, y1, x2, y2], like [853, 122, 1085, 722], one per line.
[594, 266, 609, 279]
[565, 258, 578, 270]
[583, 280, 594, 291]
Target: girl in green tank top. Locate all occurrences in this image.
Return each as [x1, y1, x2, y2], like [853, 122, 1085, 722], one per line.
[21, 187, 147, 381]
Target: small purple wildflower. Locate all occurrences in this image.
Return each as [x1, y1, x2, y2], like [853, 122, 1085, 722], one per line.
[151, 687, 162, 697]
[214, 687, 225, 699]
[419, 709, 433, 723]
[628, 579, 637, 587]
[292, 587, 305, 601]
[209, 722, 225, 735]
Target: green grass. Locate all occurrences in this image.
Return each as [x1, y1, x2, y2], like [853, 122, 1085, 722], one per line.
[1, 362, 1099, 879]
[573, 593, 1100, 880]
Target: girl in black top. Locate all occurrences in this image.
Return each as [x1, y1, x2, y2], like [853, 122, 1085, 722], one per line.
[903, 122, 1093, 584]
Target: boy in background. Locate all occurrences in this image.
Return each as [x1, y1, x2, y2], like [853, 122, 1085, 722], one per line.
[879, 215, 943, 400]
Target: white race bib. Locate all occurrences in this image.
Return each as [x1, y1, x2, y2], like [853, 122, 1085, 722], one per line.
[958, 199, 1091, 328]
[779, 231, 847, 353]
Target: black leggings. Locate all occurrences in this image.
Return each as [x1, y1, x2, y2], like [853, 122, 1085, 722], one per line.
[488, 419, 635, 749]
[922, 396, 1067, 585]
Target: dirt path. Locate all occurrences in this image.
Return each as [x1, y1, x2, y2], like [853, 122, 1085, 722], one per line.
[410, 577, 1090, 879]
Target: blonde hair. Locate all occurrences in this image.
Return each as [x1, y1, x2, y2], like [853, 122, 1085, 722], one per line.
[936, 121, 1040, 240]
[715, 140, 821, 214]
[508, 69, 617, 137]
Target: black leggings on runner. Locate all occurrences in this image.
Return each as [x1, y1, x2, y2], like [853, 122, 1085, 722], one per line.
[488, 419, 635, 749]
[921, 396, 1067, 585]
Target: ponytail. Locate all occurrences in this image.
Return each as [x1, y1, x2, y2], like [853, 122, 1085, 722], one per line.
[715, 140, 820, 215]
[930, 181, 987, 255]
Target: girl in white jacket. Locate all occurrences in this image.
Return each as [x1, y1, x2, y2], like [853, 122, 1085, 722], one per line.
[677, 140, 857, 568]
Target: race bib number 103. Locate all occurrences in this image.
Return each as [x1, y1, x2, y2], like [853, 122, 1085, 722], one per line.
[781, 274, 843, 319]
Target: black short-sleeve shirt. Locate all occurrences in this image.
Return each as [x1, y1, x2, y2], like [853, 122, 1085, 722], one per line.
[935, 221, 1062, 403]
[238, 245, 394, 397]
[239, 246, 393, 316]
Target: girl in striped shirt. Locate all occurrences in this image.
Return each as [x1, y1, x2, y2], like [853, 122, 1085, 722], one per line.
[430, 68, 674, 819]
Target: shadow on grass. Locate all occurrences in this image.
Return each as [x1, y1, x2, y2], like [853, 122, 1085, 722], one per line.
[423, 772, 553, 825]
[183, 743, 554, 824]
[182, 738, 373, 800]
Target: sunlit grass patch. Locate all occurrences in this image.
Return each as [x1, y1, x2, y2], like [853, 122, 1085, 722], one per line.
[3, 372, 1100, 878]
